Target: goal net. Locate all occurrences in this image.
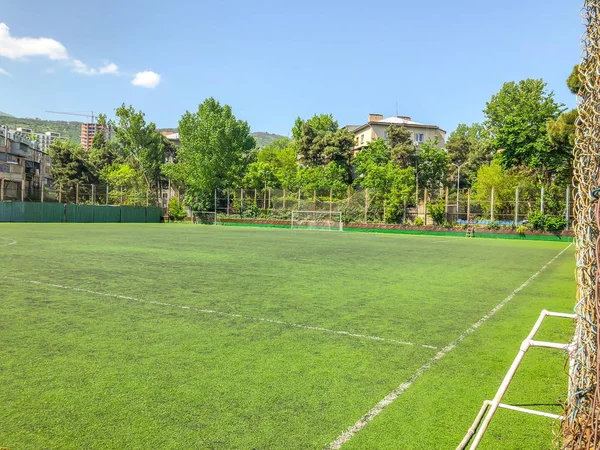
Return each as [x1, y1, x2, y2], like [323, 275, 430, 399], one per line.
[290, 210, 343, 231]
[192, 211, 218, 225]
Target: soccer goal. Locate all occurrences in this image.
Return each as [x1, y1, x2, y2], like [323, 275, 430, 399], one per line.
[192, 211, 218, 225]
[290, 210, 343, 232]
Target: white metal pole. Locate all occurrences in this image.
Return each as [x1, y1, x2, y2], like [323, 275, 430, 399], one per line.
[540, 186, 545, 214]
[566, 186, 571, 230]
[515, 187, 519, 225]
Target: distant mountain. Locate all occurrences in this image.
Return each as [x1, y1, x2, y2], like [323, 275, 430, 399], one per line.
[0, 111, 14, 118]
[0, 116, 81, 144]
[251, 132, 287, 148]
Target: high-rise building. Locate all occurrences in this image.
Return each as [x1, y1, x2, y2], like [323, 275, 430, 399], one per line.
[80, 123, 102, 150]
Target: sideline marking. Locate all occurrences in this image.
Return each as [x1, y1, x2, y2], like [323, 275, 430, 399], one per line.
[1, 276, 437, 350]
[0, 237, 17, 247]
[326, 242, 573, 449]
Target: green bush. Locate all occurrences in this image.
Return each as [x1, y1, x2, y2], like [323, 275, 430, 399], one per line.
[545, 216, 567, 234]
[488, 221, 500, 230]
[529, 210, 546, 231]
[427, 200, 446, 226]
[516, 225, 528, 237]
[414, 216, 424, 226]
[168, 198, 187, 221]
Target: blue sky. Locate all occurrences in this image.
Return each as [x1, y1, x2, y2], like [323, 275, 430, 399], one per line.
[0, 0, 581, 136]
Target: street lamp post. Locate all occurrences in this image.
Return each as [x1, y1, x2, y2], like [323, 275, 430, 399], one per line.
[451, 162, 467, 222]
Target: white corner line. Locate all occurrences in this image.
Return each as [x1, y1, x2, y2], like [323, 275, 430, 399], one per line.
[325, 242, 573, 449]
[0, 237, 17, 247]
[0, 276, 437, 350]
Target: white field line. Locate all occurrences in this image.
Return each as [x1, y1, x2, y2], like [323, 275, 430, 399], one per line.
[0, 237, 17, 247]
[326, 242, 573, 450]
[1, 275, 437, 350]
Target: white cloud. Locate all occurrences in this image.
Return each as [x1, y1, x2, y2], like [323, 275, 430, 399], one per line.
[131, 71, 161, 88]
[0, 23, 68, 60]
[72, 59, 119, 76]
[0, 68, 12, 77]
[45, 67, 56, 74]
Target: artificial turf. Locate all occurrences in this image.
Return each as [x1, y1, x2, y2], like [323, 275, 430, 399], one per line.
[0, 223, 575, 449]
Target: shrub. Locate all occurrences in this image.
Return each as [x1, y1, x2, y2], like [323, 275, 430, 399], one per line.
[516, 225, 528, 237]
[488, 221, 500, 230]
[529, 210, 546, 231]
[427, 200, 446, 226]
[414, 216, 424, 226]
[168, 198, 187, 221]
[545, 216, 567, 234]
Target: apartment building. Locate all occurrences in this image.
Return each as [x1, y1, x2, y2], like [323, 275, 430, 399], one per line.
[0, 127, 52, 200]
[81, 123, 102, 150]
[16, 128, 61, 152]
[345, 114, 446, 153]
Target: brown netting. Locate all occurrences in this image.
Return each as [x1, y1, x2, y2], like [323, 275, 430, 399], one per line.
[564, 2, 600, 447]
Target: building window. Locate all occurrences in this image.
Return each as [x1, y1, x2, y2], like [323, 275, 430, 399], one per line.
[360, 134, 365, 144]
[415, 133, 424, 143]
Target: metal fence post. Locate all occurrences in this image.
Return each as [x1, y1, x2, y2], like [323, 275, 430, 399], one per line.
[268, 188, 271, 211]
[214, 189, 217, 216]
[515, 187, 519, 225]
[227, 188, 230, 215]
[566, 186, 571, 230]
[445, 186, 449, 222]
[0, 178, 3, 201]
[21, 179, 25, 202]
[283, 189, 286, 210]
[329, 188, 333, 220]
[241, 188, 244, 216]
[467, 188, 471, 224]
[146, 189, 149, 207]
[59, 183, 62, 203]
[120, 187, 123, 206]
[75, 183, 79, 204]
[403, 198, 407, 223]
[490, 186, 495, 222]
[91, 184, 95, 205]
[106, 185, 109, 205]
[424, 188, 428, 225]
[364, 189, 369, 224]
[297, 189, 301, 210]
[540, 186, 545, 213]
[41, 181, 45, 203]
[313, 189, 317, 211]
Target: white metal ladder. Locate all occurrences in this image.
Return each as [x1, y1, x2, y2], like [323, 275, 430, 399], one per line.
[456, 310, 576, 450]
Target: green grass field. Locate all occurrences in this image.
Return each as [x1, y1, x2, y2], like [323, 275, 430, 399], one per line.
[0, 224, 575, 449]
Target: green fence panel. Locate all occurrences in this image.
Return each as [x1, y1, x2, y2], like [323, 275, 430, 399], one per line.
[121, 206, 147, 223]
[41, 203, 65, 223]
[8, 202, 24, 222]
[23, 202, 43, 222]
[93, 206, 121, 223]
[66, 204, 95, 223]
[145, 207, 162, 223]
[0, 202, 14, 222]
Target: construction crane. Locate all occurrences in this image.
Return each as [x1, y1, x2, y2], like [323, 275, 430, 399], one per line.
[45, 111, 95, 123]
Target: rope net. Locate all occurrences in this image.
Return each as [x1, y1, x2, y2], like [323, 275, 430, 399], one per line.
[564, 2, 600, 446]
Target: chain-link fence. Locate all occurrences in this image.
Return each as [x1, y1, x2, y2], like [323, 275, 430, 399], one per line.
[210, 185, 572, 227]
[0, 179, 162, 208]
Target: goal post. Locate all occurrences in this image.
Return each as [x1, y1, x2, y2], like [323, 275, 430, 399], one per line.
[290, 210, 343, 232]
[192, 211, 218, 225]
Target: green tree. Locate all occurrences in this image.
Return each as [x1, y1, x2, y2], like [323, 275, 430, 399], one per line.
[100, 163, 145, 205]
[417, 138, 448, 191]
[243, 161, 279, 189]
[48, 140, 97, 186]
[445, 123, 494, 186]
[484, 79, 562, 178]
[293, 114, 354, 183]
[165, 97, 255, 209]
[566, 65, 581, 95]
[387, 125, 417, 169]
[114, 104, 166, 195]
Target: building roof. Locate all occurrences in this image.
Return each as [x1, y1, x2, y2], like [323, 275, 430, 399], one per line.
[166, 132, 179, 141]
[350, 116, 446, 134]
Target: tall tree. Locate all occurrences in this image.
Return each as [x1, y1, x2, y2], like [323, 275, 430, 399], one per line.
[387, 125, 417, 169]
[48, 140, 97, 186]
[417, 138, 448, 191]
[484, 78, 562, 179]
[293, 114, 354, 183]
[445, 123, 494, 186]
[165, 97, 255, 208]
[115, 104, 166, 194]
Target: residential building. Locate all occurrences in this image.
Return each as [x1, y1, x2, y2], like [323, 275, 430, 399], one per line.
[81, 122, 102, 150]
[16, 128, 61, 152]
[345, 114, 446, 154]
[0, 127, 52, 201]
